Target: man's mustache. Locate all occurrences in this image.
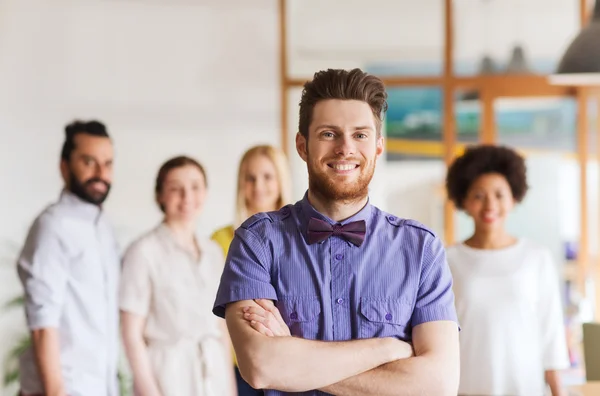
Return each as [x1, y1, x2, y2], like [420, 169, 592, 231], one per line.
[84, 178, 111, 189]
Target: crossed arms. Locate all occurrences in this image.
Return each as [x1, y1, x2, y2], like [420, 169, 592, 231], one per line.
[225, 299, 459, 395]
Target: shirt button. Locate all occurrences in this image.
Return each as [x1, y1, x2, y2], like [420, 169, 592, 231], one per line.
[335, 253, 344, 260]
[336, 298, 344, 305]
[385, 313, 393, 321]
[388, 216, 396, 222]
[290, 312, 298, 320]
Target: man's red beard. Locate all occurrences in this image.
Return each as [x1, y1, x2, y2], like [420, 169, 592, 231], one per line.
[306, 155, 376, 202]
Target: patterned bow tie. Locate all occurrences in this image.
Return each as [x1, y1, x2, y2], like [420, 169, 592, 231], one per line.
[307, 217, 366, 247]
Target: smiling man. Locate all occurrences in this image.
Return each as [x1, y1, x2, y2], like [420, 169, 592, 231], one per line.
[213, 68, 460, 396]
[17, 120, 121, 396]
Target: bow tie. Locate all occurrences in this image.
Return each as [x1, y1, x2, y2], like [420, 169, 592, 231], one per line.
[307, 217, 366, 247]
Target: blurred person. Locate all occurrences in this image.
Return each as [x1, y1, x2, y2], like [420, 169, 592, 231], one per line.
[445, 145, 569, 396]
[212, 68, 460, 395]
[211, 144, 291, 396]
[16, 120, 120, 396]
[211, 145, 292, 256]
[120, 156, 236, 396]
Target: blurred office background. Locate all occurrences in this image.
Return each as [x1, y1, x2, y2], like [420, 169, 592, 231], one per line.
[2, 0, 600, 394]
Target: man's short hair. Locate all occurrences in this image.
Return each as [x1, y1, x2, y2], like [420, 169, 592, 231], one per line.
[61, 120, 110, 161]
[298, 68, 388, 137]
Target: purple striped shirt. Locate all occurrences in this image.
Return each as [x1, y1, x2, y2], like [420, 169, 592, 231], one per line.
[213, 193, 458, 395]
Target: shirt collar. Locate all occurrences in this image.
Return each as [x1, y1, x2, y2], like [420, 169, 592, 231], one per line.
[298, 190, 372, 246]
[59, 189, 103, 223]
[156, 222, 204, 262]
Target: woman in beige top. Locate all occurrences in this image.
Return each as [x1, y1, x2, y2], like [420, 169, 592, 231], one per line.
[120, 156, 236, 396]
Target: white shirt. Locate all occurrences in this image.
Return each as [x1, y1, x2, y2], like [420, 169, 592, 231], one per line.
[119, 223, 231, 396]
[17, 190, 121, 396]
[446, 239, 570, 396]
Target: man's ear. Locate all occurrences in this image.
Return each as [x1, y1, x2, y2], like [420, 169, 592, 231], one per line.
[296, 132, 308, 162]
[60, 159, 69, 183]
[376, 135, 384, 159]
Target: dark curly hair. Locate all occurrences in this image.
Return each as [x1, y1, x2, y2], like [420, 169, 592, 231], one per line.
[446, 145, 528, 209]
[61, 120, 110, 161]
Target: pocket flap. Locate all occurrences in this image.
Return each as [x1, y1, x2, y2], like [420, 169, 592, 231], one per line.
[281, 298, 321, 323]
[360, 298, 411, 325]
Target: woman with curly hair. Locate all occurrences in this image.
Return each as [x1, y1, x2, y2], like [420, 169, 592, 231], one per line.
[445, 145, 569, 396]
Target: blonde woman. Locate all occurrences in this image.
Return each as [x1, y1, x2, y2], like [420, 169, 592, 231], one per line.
[212, 144, 292, 256]
[211, 145, 291, 396]
[120, 156, 236, 396]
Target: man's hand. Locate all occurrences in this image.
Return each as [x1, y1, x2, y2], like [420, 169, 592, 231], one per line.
[242, 299, 291, 337]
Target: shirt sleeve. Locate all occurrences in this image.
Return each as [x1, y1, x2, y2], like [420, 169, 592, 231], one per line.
[119, 241, 152, 317]
[411, 234, 459, 328]
[212, 226, 278, 318]
[17, 216, 69, 330]
[538, 249, 570, 370]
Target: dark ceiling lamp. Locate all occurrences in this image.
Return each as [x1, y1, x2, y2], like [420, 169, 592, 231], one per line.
[461, 56, 497, 100]
[506, 44, 531, 74]
[550, 0, 600, 85]
[505, 0, 531, 74]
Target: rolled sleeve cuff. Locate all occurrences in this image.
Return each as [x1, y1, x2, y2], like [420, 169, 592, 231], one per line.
[543, 359, 571, 371]
[213, 286, 278, 318]
[119, 300, 149, 317]
[543, 351, 571, 371]
[26, 309, 60, 330]
[412, 305, 460, 330]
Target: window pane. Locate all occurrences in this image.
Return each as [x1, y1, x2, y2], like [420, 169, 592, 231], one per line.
[496, 97, 577, 152]
[588, 97, 598, 156]
[455, 89, 481, 144]
[287, 0, 444, 79]
[453, 0, 579, 76]
[385, 159, 447, 238]
[385, 87, 443, 161]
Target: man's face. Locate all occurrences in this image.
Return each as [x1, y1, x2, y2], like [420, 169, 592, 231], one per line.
[61, 134, 114, 205]
[296, 99, 384, 202]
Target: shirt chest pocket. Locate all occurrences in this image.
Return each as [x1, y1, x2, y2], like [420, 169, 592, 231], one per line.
[360, 298, 412, 340]
[277, 297, 321, 340]
[68, 250, 103, 284]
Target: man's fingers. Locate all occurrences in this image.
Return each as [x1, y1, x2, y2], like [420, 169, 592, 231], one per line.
[244, 306, 268, 317]
[243, 312, 268, 324]
[254, 299, 285, 322]
[249, 299, 290, 336]
[249, 320, 274, 337]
